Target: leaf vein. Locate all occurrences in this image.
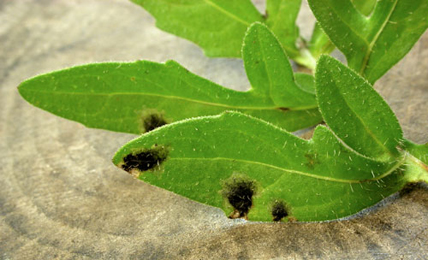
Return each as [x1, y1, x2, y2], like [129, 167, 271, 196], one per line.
[359, 0, 398, 75]
[169, 157, 403, 184]
[203, 0, 251, 26]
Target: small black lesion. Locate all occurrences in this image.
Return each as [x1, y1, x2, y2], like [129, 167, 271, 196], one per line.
[271, 199, 289, 222]
[142, 113, 168, 133]
[222, 175, 257, 219]
[121, 145, 168, 175]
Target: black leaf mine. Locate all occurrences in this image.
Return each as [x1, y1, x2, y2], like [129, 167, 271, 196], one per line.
[222, 176, 257, 219]
[143, 113, 167, 132]
[121, 146, 168, 173]
[271, 200, 289, 222]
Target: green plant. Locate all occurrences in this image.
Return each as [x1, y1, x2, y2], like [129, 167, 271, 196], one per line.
[130, 0, 334, 69]
[18, 0, 428, 222]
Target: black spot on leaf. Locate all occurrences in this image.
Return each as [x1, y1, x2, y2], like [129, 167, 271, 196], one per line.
[271, 200, 289, 222]
[142, 113, 167, 132]
[121, 145, 168, 173]
[222, 175, 256, 219]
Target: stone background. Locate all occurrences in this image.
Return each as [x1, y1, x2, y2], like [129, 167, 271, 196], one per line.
[0, 0, 427, 259]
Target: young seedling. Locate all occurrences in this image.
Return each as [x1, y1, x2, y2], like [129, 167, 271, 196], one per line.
[17, 1, 428, 222]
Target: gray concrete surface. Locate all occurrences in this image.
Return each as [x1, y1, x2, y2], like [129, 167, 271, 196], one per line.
[0, 0, 427, 259]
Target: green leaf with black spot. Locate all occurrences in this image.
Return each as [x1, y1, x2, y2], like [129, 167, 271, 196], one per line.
[316, 55, 403, 161]
[18, 23, 321, 134]
[113, 111, 410, 222]
[308, 0, 428, 83]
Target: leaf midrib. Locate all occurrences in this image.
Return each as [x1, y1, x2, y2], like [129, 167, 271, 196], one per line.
[21, 88, 318, 111]
[203, 0, 252, 26]
[329, 79, 394, 158]
[255, 26, 305, 106]
[169, 157, 403, 184]
[266, 2, 300, 55]
[359, 0, 398, 75]
[327, 2, 369, 45]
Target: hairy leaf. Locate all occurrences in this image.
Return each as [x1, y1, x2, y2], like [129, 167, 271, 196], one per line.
[131, 0, 327, 68]
[403, 140, 428, 165]
[18, 24, 321, 134]
[243, 23, 317, 108]
[294, 73, 315, 95]
[131, 0, 263, 58]
[113, 111, 408, 222]
[265, 0, 316, 67]
[404, 145, 428, 184]
[316, 55, 403, 161]
[308, 23, 335, 60]
[18, 60, 321, 134]
[308, 0, 428, 83]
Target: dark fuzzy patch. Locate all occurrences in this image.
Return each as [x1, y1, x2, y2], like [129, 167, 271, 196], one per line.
[121, 146, 168, 173]
[143, 113, 167, 132]
[271, 200, 289, 222]
[222, 176, 256, 218]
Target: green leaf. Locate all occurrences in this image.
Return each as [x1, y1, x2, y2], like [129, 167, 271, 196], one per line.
[131, 0, 320, 68]
[18, 23, 322, 134]
[265, 0, 318, 68]
[403, 140, 428, 165]
[351, 0, 377, 16]
[243, 23, 317, 108]
[308, 0, 428, 83]
[294, 73, 315, 95]
[265, 0, 301, 58]
[316, 55, 403, 161]
[266, 0, 302, 57]
[402, 141, 428, 183]
[112, 111, 407, 222]
[18, 60, 321, 134]
[131, 0, 264, 57]
[308, 23, 335, 59]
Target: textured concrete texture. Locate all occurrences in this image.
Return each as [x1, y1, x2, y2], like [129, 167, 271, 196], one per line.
[0, 0, 427, 259]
